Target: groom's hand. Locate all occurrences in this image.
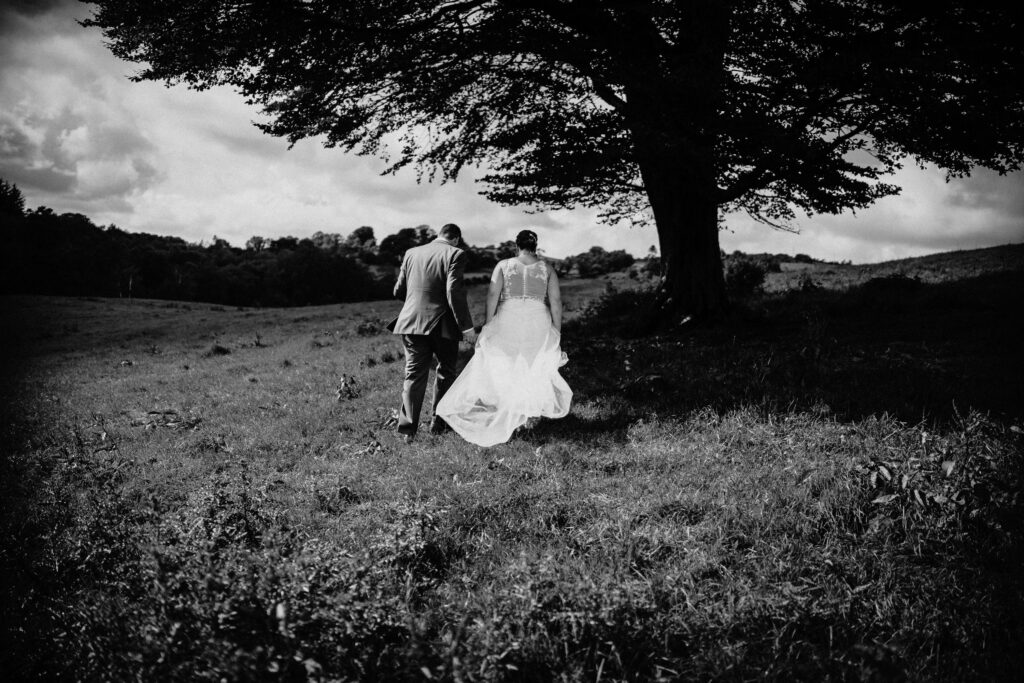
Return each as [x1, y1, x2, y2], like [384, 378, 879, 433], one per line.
[462, 327, 478, 344]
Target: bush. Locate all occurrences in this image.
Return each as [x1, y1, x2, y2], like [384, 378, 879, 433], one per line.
[725, 258, 767, 296]
[641, 257, 662, 279]
[566, 285, 661, 338]
[729, 250, 781, 273]
[798, 272, 819, 291]
[566, 247, 635, 278]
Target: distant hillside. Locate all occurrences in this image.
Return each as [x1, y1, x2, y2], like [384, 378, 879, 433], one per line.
[761, 243, 1024, 293]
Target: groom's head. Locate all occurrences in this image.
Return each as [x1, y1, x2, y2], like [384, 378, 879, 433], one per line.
[439, 223, 462, 242]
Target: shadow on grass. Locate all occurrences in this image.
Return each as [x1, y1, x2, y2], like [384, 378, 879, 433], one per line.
[560, 270, 1024, 432]
[522, 409, 639, 444]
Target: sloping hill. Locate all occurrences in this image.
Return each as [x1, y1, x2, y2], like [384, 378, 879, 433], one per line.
[764, 242, 1024, 292]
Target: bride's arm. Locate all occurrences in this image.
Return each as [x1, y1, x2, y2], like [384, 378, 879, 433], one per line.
[485, 263, 503, 324]
[546, 266, 563, 333]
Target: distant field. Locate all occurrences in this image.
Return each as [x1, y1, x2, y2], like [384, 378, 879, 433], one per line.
[1, 244, 1022, 681]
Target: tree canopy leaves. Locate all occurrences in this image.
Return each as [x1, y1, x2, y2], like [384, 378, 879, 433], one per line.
[84, 1, 1024, 227]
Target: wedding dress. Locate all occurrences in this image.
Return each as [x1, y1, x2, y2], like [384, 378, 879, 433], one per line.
[435, 258, 572, 447]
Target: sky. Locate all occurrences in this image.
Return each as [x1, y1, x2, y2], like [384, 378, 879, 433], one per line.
[2, 1, 1022, 263]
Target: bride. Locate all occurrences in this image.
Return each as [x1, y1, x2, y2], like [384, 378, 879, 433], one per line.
[435, 229, 572, 447]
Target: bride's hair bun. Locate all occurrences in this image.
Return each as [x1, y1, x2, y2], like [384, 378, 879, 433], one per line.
[516, 229, 538, 252]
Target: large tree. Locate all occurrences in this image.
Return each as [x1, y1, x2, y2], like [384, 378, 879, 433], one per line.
[84, 1, 1024, 317]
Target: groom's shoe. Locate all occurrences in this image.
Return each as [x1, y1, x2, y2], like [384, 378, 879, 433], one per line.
[400, 432, 415, 444]
[428, 419, 451, 436]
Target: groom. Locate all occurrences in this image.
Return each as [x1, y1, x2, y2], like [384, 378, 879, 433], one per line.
[388, 223, 477, 442]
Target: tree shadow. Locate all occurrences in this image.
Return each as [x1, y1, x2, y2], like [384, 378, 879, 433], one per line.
[559, 270, 1024, 433]
[520, 409, 640, 445]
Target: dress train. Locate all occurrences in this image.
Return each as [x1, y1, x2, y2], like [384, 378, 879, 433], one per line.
[435, 298, 571, 447]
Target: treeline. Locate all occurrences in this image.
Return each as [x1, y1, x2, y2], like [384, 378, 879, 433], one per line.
[723, 250, 833, 273]
[1, 209, 389, 307]
[2, 179, 847, 308]
[0, 179, 643, 307]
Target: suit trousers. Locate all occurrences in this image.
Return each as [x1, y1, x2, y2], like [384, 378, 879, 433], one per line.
[398, 332, 459, 435]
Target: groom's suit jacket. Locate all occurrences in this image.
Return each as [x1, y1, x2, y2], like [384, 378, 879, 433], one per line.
[388, 238, 474, 340]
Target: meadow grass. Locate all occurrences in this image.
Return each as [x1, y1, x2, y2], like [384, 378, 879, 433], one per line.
[1, 249, 1022, 681]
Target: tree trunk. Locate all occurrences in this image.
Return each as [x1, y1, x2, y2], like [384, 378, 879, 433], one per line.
[622, 0, 731, 322]
[634, 147, 727, 321]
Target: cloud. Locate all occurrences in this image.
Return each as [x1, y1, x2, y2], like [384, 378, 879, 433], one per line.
[945, 168, 1024, 216]
[0, 99, 162, 211]
[0, 114, 76, 192]
[3, 0, 66, 16]
[0, 0, 66, 32]
[0, 0, 163, 215]
[717, 161, 1024, 263]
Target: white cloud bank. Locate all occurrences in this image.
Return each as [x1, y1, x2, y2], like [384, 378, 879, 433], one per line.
[1, 1, 1021, 262]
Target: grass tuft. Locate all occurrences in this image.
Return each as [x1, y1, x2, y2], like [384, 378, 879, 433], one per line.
[203, 343, 232, 357]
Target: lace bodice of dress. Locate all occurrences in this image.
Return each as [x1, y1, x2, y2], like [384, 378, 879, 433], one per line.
[499, 258, 549, 302]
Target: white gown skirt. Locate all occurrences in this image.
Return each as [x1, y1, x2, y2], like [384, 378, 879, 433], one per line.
[436, 298, 572, 447]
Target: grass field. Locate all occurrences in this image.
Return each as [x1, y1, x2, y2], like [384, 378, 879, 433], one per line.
[1, 244, 1022, 681]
